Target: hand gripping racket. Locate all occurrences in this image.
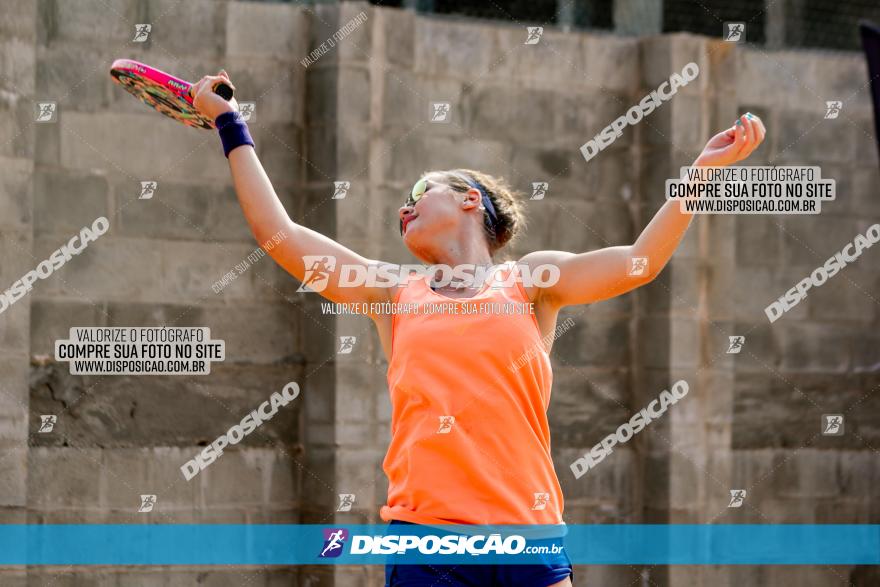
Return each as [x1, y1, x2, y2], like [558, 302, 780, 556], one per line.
[110, 59, 234, 129]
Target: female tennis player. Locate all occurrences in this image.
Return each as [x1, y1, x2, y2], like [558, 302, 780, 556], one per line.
[192, 70, 765, 586]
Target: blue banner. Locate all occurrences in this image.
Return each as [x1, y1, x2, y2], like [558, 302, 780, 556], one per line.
[0, 524, 878, 565]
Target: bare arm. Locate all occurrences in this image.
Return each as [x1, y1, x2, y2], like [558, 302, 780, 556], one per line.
[192, 72, 393, 306]
[524, 113, 767, 309]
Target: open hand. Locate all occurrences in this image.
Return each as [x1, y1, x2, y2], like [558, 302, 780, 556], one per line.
[696, 113, 766, 167]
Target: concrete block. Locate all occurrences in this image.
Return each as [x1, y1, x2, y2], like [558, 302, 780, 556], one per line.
[732, 265, 809, 322]
[463, 84, 571, 145]
[774, 449, 841, 499]
[0, 444, 26, 508]
[60, 112, 228, 182]
[35, 42, 116, 112]
[853, 331, 880, 372]
[198, 303, 300, 365]
[226, 1, 305, 59]
[735, 214, 782, 266]
[28, 447, 102, 509]
[383, 67, 460, 128]
[254, 124, 305, 188]
[0, 0, 35, 40]
[336, 446, 385, 507]
[300, 445, 337, 510]
[558, 90, 636, 150]
[725, 321, 779, 374]
[247, 246, 302, 302]
[33, 169, 107, 236]
[337, 66, 371, 128]
[222, 58, 305, 126]
[731, 372, 872, 450]
[516, 198, 633, 256]
[551, 315, 629, 367]
[737, 48, 820, 110]
[0, 97, 34, 160]
[30, 235, 162, 301]
[548, 367, 629, 446]
[145, 0, 226, 57]
[0, 156, 32, 231]
[30, 299, 108, 355]
[853, 122, 880, 167]
[336, 122, 370, 180]
[414, 18, 495, 78]
[579, 34, 641, 93]
[333, 2, 375, 65]
[202, 448, 298, 508]
[778, 321, 851, 373]
[159, 239, 258, 302]
[30, 361, 302, 447]
[507, 146, 579, 197]
[488, 29, 582, 87]
[0, 37, 36, 96]
[114, 179, 252, 242]
[306, 67, 339, 126]
[632, 259, 677, 318]
[806, 269, 877, 322]
[384, 132, 513, 185]
[304, 123, 338, 184]
[776, 110, 856, 164]
[50, 0, 136, 45]
[640, 34, 706, 95]
[100, 448, 160, 513]
[557, 445, 634, 504]
[850, 165, 880, 216]
[379, 4, 414, 69]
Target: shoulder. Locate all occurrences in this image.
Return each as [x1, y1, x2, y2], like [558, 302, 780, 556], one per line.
[514, 251, 568, 307]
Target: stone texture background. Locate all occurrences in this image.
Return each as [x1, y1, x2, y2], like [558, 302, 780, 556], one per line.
[0, 1, 878, 585]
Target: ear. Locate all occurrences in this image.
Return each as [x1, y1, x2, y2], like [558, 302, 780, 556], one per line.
[461, 187, 482, 210]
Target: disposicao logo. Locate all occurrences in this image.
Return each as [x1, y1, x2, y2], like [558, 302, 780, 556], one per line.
[319, 528, 349, 558]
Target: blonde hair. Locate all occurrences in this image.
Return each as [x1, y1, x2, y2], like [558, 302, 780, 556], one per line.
[426, 168, 527, 256]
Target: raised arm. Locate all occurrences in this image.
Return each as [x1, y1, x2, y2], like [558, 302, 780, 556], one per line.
[192, 72, 393, 306]
[523, 113, 766, 309]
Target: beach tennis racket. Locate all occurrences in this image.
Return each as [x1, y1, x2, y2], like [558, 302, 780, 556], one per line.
[110, 59, 234, 129]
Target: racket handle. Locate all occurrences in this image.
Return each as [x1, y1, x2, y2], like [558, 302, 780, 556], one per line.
[213, 82, 234, 101]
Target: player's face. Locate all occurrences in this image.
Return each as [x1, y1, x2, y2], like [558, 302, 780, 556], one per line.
[398, 175, 463, 260]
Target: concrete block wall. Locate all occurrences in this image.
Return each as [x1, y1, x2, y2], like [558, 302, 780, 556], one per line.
[9, 0, 313, 584]
[2, 1, 879, 585]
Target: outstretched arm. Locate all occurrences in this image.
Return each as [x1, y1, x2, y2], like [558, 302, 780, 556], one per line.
[522, 113, 766, 308]
[192, 72, 393, 306]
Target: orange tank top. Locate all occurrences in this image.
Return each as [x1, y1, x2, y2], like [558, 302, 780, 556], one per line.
[380, 262, 564, 526]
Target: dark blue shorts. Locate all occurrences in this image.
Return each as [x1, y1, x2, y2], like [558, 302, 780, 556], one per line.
[384, 521, 573, 587]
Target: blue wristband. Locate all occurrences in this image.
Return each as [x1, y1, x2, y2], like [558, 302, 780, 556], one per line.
[216, 110, 255, 158]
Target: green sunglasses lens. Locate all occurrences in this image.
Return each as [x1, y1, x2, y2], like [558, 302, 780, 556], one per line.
[410, 178, 428, 202]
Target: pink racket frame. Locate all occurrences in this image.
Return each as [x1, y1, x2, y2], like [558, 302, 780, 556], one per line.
[110, 59, 216, 129]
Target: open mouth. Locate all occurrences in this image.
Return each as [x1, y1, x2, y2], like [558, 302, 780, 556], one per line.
[401, 215, 417, 234]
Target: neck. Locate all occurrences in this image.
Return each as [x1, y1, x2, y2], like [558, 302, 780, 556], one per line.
[420, 225, 493, 269]
[418, 235, 495, 290]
